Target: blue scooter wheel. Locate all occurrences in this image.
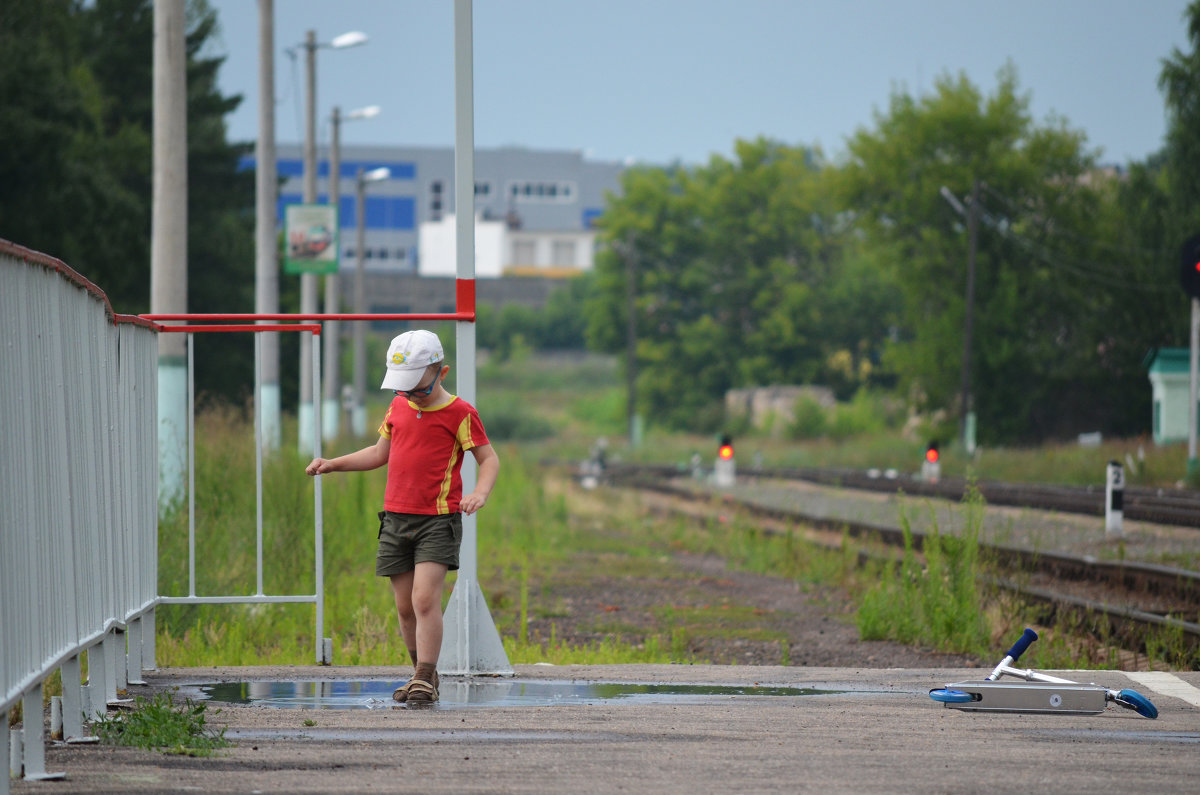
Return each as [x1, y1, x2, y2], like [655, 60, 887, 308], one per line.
[1116, 689, 1158, 719]
[929, 688, 973, 704]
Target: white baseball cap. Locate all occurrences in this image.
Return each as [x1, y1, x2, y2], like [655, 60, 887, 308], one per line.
[381, 329, 444, 391]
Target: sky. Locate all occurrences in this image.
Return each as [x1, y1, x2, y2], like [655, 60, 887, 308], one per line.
[201, 0, 1193, 167]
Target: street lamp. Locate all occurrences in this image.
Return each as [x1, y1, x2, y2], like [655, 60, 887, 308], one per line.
[352, 166, 391, 436]
[322, 104, 381, 441]
[294, 27, 368, 453]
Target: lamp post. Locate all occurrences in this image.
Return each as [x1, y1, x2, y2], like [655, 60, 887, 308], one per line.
[352, 166, 391, 436]
[295, 28, 368, 453]
[322, 104, 381, 441]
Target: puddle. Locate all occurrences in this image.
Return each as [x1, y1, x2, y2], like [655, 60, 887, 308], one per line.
[196, 679, 843, 710]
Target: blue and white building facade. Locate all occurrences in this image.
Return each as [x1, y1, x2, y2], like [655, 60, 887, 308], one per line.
[241, 144, 624, 276]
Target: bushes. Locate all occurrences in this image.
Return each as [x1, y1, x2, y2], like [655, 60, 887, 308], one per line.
[786, 389, 901, 441]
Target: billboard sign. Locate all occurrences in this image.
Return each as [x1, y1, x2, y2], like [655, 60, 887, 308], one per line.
[285, 203, 339, 275]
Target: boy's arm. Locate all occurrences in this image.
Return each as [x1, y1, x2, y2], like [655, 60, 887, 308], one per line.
[305, 435, 389, 476]
[460, 443, 499, 514]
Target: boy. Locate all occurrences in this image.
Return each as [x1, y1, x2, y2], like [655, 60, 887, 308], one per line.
[305, 329, 499, 704]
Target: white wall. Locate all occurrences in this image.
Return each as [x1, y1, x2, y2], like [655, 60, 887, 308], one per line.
[419, 213, 595, 278]
[418, 213, 505, 278]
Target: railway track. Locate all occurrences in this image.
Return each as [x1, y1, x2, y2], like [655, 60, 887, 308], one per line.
[754, 465, 1200, 528]
[593, 464, 1200, 659]
[589, 461, 1200, 527]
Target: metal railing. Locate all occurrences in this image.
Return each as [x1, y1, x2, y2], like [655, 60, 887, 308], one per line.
[1, 238, 497, 789]
[138, 311, 473, 671]
[152, 323, 332, 664]
[1, 242, 159, 788]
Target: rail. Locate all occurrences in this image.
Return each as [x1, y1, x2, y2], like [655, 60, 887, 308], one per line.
[150, 322, 332, 666]
[140, 310, 478, 668]
[1, 241, 158, 787]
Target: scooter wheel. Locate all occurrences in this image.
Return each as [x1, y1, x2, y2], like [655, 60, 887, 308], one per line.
[929, 688, 973, 704]
[1115, 689, 1158, 719]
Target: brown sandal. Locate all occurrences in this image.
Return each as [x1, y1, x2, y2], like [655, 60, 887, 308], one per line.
[404, 678, 439, 703]
[392, 680, 413, 703]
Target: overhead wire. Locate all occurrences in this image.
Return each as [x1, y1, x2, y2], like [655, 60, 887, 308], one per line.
[954, 184, 1178, 294]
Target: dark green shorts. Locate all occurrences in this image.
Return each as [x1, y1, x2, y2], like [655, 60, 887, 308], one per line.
[375, 510, 462, 576]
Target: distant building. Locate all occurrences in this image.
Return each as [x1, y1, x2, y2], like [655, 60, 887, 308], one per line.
[239, 144, 624, 277]
[1145, 347, 1191, 444]
[418, 213, 597, 278]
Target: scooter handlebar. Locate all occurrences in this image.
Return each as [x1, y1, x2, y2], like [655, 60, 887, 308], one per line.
[1005, 628, 1038, 663]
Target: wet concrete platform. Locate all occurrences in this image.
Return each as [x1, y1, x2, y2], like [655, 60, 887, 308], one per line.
[14, 663, 1200, 793]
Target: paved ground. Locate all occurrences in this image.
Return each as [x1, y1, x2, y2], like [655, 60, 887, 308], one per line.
[12, 481, 1200, 793]
[12, 663, 1200, 794]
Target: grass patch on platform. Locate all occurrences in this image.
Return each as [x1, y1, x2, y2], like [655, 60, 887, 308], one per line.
[94, 691, 230, 756]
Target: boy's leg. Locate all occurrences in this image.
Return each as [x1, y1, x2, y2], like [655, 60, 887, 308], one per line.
[410, 560, 449, 662]
[406, 561, 448, 703]
[389, 570, 419, 665]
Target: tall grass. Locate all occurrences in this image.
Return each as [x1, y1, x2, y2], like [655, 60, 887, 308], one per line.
[855, 489, 990, 656]
[155, 406, 674, 667]
[154, 355, 1192, 669]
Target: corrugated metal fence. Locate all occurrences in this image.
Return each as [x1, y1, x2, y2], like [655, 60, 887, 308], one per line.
[1, 241, 158, 789]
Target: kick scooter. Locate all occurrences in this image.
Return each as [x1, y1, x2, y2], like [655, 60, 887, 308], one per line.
[929, 628, 1158, 718]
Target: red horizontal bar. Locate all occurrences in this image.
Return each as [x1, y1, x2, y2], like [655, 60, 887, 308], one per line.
[141, 312, 475, 322]
[156, 324, 322, 334]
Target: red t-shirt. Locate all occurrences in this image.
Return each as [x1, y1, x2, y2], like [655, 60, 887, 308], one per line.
[377, 394, 489, 515]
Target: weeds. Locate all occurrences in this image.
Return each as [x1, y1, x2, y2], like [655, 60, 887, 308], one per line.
[855, 489, 990, 657]
[94, 691, 230, 756]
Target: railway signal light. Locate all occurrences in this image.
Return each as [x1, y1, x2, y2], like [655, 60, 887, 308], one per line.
[921, 440, 940, 483]
[714, 434, 736, 488]
[1181, 234, 1200, 298]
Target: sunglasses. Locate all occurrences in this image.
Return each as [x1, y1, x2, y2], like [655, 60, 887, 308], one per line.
[393, 373, 439, 398]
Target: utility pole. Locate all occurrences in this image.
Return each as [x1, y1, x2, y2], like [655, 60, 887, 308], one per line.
[351, 165, 389, 436]
[322, 106, 343, 440]
[298, 29, 318, 452]
[1190, 298, 1199, 482]
[151, 0, 188, 505]
[624, 233, 639, 449]
[959, 178, 980, 453]
[353, 166, 368, 437]
[255, 0, 280, 451]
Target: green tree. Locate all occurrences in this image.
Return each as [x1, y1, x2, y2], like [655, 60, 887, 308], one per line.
[0, 0, 147, 302]
[838, 66, 1133, 442]
[1, 0, 256, 402]
[587, 138, 887, 430]
[1160, 0, 1200, 227]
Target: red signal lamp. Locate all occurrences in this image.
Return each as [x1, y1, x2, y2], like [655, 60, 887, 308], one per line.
[718, 444, 734, 461]
[924, 442, 939, 464]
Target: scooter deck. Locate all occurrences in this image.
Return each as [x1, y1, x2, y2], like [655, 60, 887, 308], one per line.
[940, 680, 1109, 715]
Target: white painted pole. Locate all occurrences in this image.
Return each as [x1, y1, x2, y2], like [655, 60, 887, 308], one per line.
[298, 29, 318, 453]
[439, 0, 512, 677]
[312, 329, 329, 663]
[454, 0, 477, 583]
[152, 0, 188, 507]
[353, 168, 368, 436]
[322, 107, 342, 440]
[256, 0, 281, 451]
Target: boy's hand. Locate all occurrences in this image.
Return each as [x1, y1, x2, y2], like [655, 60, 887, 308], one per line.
[460, 491, 488, 514]
[305, 458, 332, 476]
